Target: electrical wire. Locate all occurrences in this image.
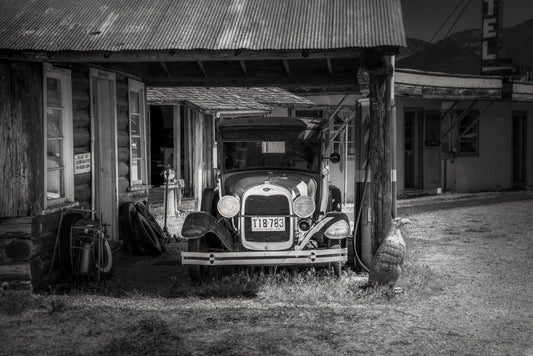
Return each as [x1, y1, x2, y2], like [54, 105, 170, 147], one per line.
[411, 0, 466, 68]
[422, 0, 474, 70]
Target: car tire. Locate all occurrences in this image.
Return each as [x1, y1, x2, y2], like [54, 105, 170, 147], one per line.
[188, 237, 206, 285]
[328, 240, 342, 278]
[134, 213, 162, 256]
[119, 202, 146, 255]
[135, 202, 167, 250]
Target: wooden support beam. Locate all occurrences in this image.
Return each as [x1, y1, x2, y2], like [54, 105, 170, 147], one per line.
[368, 71, 392, 256]
[326, 58, 333, 76]
[160, 62, 171, 78]
[282, 59, 291, 77]
[239, 60, 248, 77]
[197, 61, 208, 78]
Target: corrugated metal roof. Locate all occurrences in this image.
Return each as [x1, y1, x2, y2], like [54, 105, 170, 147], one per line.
[0, 0, 406, 52]
[147, 87, 315, 111]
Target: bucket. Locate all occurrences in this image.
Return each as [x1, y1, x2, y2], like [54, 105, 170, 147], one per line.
[78, 242, 93, 275]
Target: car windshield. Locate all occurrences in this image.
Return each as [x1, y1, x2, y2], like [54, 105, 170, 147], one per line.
[223, 140, 320, 172]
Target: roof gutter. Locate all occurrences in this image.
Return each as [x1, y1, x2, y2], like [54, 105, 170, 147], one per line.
[215, 110, 270, 118]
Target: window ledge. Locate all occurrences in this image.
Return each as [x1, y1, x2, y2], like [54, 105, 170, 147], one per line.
[128, 184, 152, 192]
[40, 201, 79, 215]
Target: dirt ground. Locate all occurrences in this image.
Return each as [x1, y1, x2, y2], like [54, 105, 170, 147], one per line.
[1, 191, 533, 355]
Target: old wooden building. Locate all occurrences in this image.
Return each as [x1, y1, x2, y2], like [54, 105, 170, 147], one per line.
[0, 0, 406, 289]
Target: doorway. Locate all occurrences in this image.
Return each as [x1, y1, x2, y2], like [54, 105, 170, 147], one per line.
[512, 112, 527, 187]
[404, 110, 423, 190]
[149, 105, 175, 186]
[90, 69, 118, 241]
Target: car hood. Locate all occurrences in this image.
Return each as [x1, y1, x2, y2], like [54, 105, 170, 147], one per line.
[223, 171, 318, 200]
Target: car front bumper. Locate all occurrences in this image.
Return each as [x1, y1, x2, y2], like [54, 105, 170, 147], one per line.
[181, 247, 347, 266]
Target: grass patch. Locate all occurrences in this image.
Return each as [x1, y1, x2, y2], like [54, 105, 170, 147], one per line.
[400, 262, 444, 296]
[100, 315, 187, 355]
[0, 290, 39, 315]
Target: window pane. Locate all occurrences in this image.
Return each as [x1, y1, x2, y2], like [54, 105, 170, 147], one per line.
[131, 159, 142, 184]
[130, 113, 140, 135]
[47, 168, 64, 200]
[47, 78, 62, 107]
[47, 108, 63, 138]
[129, 90, 140, 114]
[47, 139, 63, 168]
[131, 136, 141, 159]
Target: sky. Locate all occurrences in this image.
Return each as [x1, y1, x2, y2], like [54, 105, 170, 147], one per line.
[401, 0, 533, 42]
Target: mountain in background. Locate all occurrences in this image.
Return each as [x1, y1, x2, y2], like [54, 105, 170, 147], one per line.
[397, 18, 533, 75]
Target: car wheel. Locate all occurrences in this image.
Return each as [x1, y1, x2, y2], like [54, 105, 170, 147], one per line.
[188, 237, 207, 285]
[328, 240, 342, 278]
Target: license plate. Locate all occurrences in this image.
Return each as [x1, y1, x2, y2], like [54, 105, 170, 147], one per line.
[250, 217, 285, 231]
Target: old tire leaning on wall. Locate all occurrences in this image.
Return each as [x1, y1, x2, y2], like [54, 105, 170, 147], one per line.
[135, 202, 166, 250]
[119, 202, 147, 255]
[133, 213, 162, 256]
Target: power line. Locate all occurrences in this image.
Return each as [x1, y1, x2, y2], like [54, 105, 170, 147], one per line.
[412, 0, 466, 68]
[421, 0, 474, 70]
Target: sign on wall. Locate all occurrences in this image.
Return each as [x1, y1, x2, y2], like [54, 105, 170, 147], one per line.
[74, 153, 91, 174]
[481, 0, 514, 75]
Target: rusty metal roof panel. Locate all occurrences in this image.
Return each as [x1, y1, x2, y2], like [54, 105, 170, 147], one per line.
[0, 0, 405, 52]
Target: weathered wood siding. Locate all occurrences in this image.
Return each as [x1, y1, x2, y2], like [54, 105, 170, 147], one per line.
[0, 61, 44, 218]
[72, 68, 92, 209]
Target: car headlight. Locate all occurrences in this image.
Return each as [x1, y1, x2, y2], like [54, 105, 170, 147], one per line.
[324, 220, 350, 238]
[217, 195, 240, 218]
[293, 196, 315, 218]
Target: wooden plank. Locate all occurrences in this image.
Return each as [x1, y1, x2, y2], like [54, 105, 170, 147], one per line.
[0, 62, 43, 218]
[0, 263, 32, 281]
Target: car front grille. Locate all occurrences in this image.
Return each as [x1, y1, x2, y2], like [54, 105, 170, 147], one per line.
[243, 194, 291, 243]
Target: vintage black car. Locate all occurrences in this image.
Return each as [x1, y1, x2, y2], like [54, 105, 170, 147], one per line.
[180, 116, 350, 283]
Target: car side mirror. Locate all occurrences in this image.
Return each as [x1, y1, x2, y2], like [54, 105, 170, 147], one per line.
[329, 152, 341, 164]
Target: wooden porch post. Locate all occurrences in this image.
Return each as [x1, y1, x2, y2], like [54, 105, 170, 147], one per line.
[368, 69, 392, 256]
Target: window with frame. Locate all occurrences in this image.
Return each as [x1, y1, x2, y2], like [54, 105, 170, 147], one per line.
[458, 111, 479, 155]
[44, 65, 74, 207]
[128, 79, 147, 186]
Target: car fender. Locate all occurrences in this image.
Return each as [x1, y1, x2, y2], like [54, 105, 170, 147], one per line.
[296, 212, 350, 250]
[181, 211, 235, 251]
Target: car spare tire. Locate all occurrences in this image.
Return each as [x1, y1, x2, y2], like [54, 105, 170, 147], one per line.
[119, 202, 146, 255]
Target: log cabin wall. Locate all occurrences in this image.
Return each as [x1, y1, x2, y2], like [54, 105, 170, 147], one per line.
[72, 67, 92, 209]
